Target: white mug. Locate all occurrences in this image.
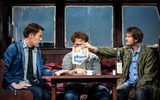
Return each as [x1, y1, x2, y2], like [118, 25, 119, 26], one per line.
[86, 70, 95, 75]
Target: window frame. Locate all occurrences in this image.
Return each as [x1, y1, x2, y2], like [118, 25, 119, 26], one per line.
[8, 3, 56, 48]
[2, 1, 160, 48]
[122, 3, 159, 46]
[64, 4, 114, 48]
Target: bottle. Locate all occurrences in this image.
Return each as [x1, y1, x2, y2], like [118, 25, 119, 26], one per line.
[116, 50, 122, 74]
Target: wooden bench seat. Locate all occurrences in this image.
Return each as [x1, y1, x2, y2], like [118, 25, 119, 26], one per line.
[0, 60, 33, 100]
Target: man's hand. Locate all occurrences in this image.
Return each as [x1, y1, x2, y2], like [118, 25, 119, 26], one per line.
[11, 81, 31, 89]
[83, 42, 98, 52]
[54, 69, 87, 76]
[54, 70, 69, 76]
[70, 68, 87, 75]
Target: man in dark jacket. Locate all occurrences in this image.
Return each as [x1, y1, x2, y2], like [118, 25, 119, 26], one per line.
[3, 23, 58, 100]
[84, 27, 159, 100]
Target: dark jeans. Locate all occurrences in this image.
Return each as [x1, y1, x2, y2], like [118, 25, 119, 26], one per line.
[64, 83, 110, 100]
[117, 84, 153, 100]
[26, 83, 51, 100]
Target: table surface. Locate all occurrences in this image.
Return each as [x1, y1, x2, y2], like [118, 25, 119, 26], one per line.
[43, 74, 123, 79]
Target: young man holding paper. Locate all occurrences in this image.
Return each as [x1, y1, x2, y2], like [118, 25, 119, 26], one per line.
[55, 32, 110, 100]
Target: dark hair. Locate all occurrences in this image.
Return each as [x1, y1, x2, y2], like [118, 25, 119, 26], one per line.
[71, 32, 89, 43]
[23, 23, 44, 38]
[126, 27, 143, 43]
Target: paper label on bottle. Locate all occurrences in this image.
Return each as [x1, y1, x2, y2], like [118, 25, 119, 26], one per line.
[116, 62, 122, 74]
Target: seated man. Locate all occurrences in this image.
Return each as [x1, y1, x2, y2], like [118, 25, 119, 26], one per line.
[3, 23, 60, 100]
[55, 32, 110, 100]
[84, 27, 159, 100]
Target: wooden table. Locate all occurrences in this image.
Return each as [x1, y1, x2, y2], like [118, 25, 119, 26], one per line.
[42, 75, 122, 100]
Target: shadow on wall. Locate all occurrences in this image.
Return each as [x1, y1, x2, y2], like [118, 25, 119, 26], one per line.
[0, 36, 12, 59]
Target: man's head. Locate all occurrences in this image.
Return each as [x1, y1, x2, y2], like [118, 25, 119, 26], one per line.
[125, 27, 143, 46]
[23, 23, 44, 47]
[71, 32, 89, 47]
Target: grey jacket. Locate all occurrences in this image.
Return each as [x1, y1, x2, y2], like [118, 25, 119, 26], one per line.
[61, 52, 101, 75]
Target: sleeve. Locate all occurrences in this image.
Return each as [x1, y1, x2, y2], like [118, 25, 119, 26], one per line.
[136, 49, 158, 88]
[3, 43, 18, 84]
[97, 47, 124, 57]
[91, 56, 101, 75]
[61, 53, 73, 70]
[38, 49, 58, 76]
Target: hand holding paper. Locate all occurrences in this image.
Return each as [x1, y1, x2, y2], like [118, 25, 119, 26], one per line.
[72, 46, 88, 65]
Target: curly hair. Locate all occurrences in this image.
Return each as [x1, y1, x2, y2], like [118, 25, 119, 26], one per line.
[71, 32, 89, 43]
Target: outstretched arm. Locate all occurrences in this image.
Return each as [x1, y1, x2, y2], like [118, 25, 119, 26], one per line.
[83, 42, 98, 52]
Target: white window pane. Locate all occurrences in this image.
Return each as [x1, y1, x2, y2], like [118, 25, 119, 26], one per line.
[122, 6, 160, 46]
[12, 6, 56, 44]
[65, 6, 113, 48]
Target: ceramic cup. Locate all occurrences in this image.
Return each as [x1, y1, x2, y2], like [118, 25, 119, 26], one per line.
[86, 70, 95, 75]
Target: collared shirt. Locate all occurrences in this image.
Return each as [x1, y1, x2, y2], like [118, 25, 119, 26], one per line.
[23, 40, 37, 82]
[125, 46, 142, 86]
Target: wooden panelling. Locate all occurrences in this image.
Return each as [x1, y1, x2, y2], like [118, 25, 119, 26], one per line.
[41, 48, 71, 64]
